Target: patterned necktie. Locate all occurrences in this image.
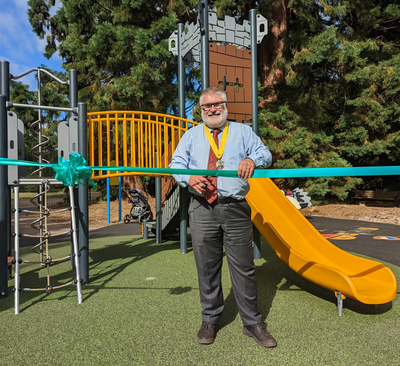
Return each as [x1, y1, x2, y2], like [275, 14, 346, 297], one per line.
[204, 128, 221, 204]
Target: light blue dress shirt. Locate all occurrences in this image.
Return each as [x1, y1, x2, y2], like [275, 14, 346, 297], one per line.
[169, 121, 272, 200]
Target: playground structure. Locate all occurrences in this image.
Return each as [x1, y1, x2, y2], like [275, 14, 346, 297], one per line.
[0, 61, 88, 313]
[0, 0, 397, 316]
[2, 96, 398, 315]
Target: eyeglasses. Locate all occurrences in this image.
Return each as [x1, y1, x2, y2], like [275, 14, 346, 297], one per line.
[200, 101, 226, 111]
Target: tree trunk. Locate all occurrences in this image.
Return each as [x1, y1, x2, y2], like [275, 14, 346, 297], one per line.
[258, 0, 291, 104]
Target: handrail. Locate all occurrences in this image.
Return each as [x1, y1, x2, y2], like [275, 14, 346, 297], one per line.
[87, 111, 199, 180]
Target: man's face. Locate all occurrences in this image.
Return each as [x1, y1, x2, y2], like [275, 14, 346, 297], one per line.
[201, 93, 228, 128]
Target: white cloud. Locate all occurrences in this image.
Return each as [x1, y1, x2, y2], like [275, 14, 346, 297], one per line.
[0, 1, 63, 90]
[12, 0, 29, 11]
[0, 11, 35, 59]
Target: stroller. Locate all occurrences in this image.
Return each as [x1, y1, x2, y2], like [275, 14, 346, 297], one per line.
[122, 187, 153, 224]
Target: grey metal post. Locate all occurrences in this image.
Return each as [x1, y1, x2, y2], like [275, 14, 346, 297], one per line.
[0, 61, 10, 298]
[69, 70, 78, 116]
[0, 61, 11, 298]
[337, 291, 344, 316]
[69, 69, 79, 269]
[13, 186, 20, 313]
[0, 61, 10, 99]
[155, 153, 162, 244]
[0, 94, 8, 297]
[142, 219, 148, 240]
[68, 185, 83, 304]
[250, 10, 259, 135]
[250, 9, 261, 259]
[179, 187, 188, 253]
[78, 102, 89, 284]
[178, 23, 188, 253]
[200, 0, 210, 90]
[178, 24, 185, 118]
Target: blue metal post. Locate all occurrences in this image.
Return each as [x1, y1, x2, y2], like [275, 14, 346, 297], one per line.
[107, 178, 110, 223]
[118, 176, 122, 222]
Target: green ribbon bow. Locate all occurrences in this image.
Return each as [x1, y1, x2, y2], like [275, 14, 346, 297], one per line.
[52, 153, 96, 187]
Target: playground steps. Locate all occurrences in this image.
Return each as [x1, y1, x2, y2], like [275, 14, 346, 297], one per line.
[161, 184, 180, 231]
[146, 184, 181, 237]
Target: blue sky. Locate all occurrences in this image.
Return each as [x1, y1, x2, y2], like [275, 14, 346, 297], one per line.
[0, 0, 63, 90]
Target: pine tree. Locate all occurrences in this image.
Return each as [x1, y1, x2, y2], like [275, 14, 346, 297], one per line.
[229, 0, 399, 198]
[27, 0, 182, 112]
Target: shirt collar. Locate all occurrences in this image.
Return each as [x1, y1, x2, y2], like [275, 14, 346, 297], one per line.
[205, 121, 229, 132]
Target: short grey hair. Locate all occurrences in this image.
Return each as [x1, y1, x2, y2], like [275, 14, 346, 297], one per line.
[199, 87, 227, 106]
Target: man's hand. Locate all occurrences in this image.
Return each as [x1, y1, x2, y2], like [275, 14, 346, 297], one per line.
[188, 175, 211, 194]
[238, 158, 255, 179]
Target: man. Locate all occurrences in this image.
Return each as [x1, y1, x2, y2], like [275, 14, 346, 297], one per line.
[169, 87, 276, 348]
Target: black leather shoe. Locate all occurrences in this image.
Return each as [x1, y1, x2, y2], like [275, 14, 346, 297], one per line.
[197, 321, 217, 345]
[243, 323, 277, 348]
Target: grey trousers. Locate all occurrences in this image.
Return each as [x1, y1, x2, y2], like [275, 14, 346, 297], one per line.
[189, 196, 263, 326]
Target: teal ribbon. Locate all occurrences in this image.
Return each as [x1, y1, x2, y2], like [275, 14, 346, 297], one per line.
[1, 154, 400, 186]
[90, 165, 400, 178]
[0, 153, 96, 187]
[52, 153, 96, 187]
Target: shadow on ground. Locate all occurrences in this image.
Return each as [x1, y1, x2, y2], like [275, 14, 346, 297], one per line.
[257, 241, 393, 317]
[4, 235, 187, 313]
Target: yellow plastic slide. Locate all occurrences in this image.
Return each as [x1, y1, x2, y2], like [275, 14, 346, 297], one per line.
[247, 178, 398, 305]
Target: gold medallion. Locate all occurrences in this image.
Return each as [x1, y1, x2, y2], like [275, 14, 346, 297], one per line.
[216, 160, 225, 170]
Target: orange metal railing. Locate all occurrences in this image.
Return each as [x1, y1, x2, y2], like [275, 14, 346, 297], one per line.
[87, 111, 198, 180]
